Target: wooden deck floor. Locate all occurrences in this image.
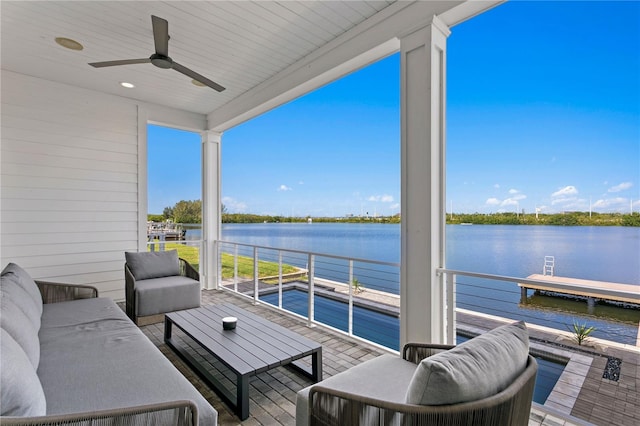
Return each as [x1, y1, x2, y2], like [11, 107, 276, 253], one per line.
[521, 274, 640, 305]
[136, 288, 640, 426]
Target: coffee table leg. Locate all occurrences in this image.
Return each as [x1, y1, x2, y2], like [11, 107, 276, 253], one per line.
[164, 316, 173, 342]
[312, 347, 323, 382]
[237, 373, 250, 420]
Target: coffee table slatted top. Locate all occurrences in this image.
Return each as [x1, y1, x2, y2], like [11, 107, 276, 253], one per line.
[167, 303, 321, 376]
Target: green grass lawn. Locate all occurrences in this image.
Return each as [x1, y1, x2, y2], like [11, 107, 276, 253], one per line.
[153, 243, 299, 279]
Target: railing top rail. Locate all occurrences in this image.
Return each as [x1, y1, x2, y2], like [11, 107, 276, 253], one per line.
[218, 239, 400, 267]
[146, 239, 203, 244]
[437, 268, 640, 301]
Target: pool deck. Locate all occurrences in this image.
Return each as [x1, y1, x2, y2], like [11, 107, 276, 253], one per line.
[136, 287, 640, 425]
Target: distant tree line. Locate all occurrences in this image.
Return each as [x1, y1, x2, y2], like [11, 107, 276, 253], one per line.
[149, 201, 639, 227]
[446, 212, 640, 227]
[221, 213, 401, 224]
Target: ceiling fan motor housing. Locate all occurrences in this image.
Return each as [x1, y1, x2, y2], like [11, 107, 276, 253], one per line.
[150, 53, 173, 69]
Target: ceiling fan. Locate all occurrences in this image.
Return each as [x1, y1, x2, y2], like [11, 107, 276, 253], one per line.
[89, 15, 225, 92]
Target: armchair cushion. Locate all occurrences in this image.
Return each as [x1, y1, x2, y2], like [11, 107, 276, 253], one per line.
[405, 321, 529, 406]
[125, 250, 179, 280]
[0, 329, 46, 417]
[296, 354, 416, 425]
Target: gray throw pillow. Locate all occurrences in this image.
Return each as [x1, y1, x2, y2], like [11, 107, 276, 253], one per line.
[1, 263, 43, 317]
[125, 250, 180, 280]
[1, 271, 41, 332]
[0, 328, 47, 416]
[405, 321, 529, 406]
[0, 292, 41, 368]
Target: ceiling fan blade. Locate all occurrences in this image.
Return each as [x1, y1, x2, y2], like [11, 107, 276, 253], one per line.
[172, 62, 226, 92]
[89, 58, 150, 68]
[151, 15, 169, 57]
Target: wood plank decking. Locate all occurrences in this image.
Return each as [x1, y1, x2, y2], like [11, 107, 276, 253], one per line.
[133, 288, 639, 426]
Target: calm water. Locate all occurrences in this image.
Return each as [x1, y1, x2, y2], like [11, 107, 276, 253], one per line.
[189, 223, 640, 344]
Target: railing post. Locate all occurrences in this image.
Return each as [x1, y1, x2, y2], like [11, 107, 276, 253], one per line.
[307, 254, 315, 327]
[214, 240, 220, 289]
[233, 244, 238, 292]
[445, 272, 456, 345]
[348, 260, 354, 336]
[253, 247, 259, 304]
[278, 251, 283, 309]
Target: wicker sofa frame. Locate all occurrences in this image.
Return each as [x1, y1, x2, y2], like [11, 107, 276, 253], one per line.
[1, 280, 198, 426]
[125, 257, 200, 325]
[308, 343, 538, 426]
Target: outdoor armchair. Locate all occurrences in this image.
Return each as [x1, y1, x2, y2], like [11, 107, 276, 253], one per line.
[298, 321, 537, 426]
[125, 250, 201, 325]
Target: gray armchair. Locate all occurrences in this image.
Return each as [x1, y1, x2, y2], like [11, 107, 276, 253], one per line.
[125, 250, 200, 325]
[297, 321, 537, 426]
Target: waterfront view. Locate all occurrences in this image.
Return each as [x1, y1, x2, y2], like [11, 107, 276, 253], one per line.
[185, 223, 640, 345]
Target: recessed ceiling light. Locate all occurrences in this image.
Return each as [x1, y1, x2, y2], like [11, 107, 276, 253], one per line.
[191, 79, 206, 87]
[55, 37, 83, 51]
[120, 82, 135, 89]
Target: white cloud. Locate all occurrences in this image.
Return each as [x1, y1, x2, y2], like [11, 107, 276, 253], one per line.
[221, 196, 247, 213]
[486, 198, 501, 206]
[278, 184, 292, 191]
[592, 197, 629, 211]
[368, 194, 394, 203]
[500, 195, 526, 207]
[508, 188, 519, 195]
[552, 186, 578, 197]
[608, 182, 633, 193]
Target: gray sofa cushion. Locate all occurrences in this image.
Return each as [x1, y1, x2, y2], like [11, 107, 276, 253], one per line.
[134, 275, 201, 317]
[1, 263, 43, 328]
[38, 297, 217, 425]
[2, 263, 42, 320]
[125, 250, 180, 280]
[1, 273, 41, 332]
[405, 321, 529, 406]
[0, 290, 41, 368]
[1, 329, 46, 417]
[296, 354, 417, 426]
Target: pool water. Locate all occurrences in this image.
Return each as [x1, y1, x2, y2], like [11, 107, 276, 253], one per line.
[260, 288, 565, 404]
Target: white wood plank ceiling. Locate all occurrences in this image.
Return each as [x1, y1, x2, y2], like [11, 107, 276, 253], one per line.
[1, 1, 397, 117]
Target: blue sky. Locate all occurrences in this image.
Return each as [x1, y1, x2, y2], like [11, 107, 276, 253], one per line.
[148, 1, 639, 216]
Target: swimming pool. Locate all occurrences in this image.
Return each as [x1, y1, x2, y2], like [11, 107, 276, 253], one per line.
[260, 288, 566, 404]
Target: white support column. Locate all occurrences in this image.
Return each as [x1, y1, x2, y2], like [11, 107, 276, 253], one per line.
[400, 16, 450, 346]
[201, 131, 222, 290]
[137, 106, 149, 253]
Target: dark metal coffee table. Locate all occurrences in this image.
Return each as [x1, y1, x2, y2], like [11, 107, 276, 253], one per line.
[165, 303, 322, 420]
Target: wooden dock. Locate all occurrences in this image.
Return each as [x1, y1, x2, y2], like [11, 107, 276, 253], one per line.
[519, 274, 640, 305]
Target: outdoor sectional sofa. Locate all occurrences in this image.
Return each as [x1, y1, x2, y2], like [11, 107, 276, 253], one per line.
[0, 262, 217, 426]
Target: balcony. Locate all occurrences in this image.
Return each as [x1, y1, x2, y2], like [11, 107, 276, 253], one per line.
[139, 240, 639, 425]
[137, 287, 639, 425]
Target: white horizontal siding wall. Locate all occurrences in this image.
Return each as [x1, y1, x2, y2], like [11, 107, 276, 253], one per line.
[1, 71, 206, 300]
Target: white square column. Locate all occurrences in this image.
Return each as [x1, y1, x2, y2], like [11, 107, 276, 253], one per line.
[400, 16, 451, 346]
[201, 131, 222, 290]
